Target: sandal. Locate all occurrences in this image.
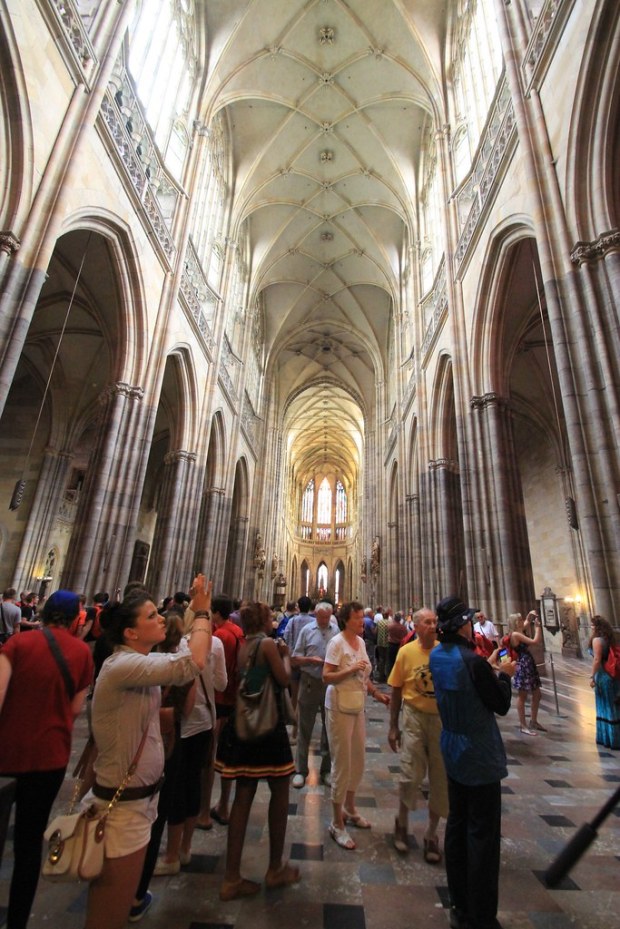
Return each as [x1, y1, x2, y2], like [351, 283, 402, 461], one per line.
[211, 807, 230, 826]
[265, 861, 301, 889]
[393, 817, 409, 854]
[219, 877, 261, 901]
[329, 822, 356, 850]
[343, 810, 372, 829]
[530, 720, 547, 732]
[423, 836, 442, 864]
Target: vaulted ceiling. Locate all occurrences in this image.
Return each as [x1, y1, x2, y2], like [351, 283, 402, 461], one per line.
[200, 0, 451, 491]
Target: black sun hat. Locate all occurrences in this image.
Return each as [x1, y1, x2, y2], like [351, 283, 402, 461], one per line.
[436, 596, 470, 634]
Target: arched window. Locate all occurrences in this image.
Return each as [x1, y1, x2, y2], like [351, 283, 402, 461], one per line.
[317, 563, 328, 594]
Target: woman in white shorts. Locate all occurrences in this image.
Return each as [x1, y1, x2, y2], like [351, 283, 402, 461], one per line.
[82, 576, 212, 929]
[323, 601, 389, 850]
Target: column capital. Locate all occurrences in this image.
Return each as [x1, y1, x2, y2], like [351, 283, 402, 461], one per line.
[164, 449, 197, 465]
[0, 230, 21, 255]
[470, 392, 509, 410]
[429, 458, 458, 472]
[570, 228, 620, 265]
[100, 382, 145, 403]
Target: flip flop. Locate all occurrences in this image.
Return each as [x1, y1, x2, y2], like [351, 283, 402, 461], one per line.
[196, 820, 213, 831]
[219, 877, 261, 901]
[343, 810, 372, 829]
[211, 807, 230, 826]
[329, 822, 356, 850]
[265, 861, 301, 889]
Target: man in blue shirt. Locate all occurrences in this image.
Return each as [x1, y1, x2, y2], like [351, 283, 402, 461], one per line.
[429, 596, 516, 929]
[291, 602, 338, 788]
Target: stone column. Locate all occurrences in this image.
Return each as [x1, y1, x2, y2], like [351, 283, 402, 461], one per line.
[407, 493, 422, 610]
[60, 381, 144, 595]
[473, 393, 534, 614]
[12, 447, 73, 591]
[194, 487, 227, 578]
[429, 459, 461, 598]
[145, 449, 197, 600]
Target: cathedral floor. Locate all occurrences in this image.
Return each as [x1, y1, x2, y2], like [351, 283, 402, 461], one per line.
[1, 654, 618, 929]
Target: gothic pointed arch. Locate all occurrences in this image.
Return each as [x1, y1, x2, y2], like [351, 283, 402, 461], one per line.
[0, 11, 34, 232]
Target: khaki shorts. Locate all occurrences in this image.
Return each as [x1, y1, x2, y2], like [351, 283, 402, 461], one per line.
[82, 791, 159, 858]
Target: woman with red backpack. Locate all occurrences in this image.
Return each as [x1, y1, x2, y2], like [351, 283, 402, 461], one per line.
[589, 615, 620, 749]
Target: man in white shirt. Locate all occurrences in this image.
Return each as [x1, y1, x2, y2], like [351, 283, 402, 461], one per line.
[0, 588, 22, 643]
[473, 610, 498, 644]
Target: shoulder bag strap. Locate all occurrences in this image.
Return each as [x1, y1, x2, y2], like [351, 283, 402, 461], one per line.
[0, 603, 7, 636]
[42, 626, 76, 700]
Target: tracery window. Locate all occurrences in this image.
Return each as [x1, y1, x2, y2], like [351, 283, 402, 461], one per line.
[336, 480, 347, 524]
[127, 0, 197, 178]
[302, 479, 315, 523]
[418, 127, 444, 293]
[190, 112, 230, 283]
[450, 0, 503, 178]
[317, 477, 331, 525]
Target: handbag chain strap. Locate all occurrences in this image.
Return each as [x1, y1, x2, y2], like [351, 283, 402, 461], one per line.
[69, 708, 155, 815]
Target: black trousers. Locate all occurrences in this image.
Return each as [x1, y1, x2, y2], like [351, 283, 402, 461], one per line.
[445, 776, 502, 929]
[3, 767, 66, 929]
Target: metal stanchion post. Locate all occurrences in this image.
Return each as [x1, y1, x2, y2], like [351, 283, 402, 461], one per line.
[549, 652, 561, 716]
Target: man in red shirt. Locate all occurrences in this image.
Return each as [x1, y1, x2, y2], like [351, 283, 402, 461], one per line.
[197, 594, 244, 829]
[0, 589, 93, 928]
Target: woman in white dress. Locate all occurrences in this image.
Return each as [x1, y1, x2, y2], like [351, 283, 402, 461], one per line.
[323, 601, 389, 850]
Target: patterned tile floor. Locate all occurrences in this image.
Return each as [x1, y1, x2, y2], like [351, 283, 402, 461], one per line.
[1, 654, 618, 929]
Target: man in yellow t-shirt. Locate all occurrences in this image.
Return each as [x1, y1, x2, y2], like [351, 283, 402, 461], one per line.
[388, 608, 448, 863]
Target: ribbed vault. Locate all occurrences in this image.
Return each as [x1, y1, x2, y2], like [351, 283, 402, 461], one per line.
[199, 0, 449, 503]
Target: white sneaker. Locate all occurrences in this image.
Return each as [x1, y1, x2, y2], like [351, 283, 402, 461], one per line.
[153, 857, 180, 876]
[292, 773, 306, 789]
[520, 726, 537, 736]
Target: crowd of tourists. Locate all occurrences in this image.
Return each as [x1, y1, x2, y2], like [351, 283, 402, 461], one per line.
[0, 583, 617, 929]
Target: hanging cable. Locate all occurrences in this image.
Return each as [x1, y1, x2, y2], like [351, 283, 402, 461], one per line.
[9, 233, 92, 510]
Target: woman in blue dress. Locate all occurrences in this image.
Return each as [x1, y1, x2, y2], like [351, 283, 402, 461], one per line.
[589, 615, 620, 749]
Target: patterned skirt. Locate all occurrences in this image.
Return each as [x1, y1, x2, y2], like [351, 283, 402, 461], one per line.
[512, 647, 541, 692]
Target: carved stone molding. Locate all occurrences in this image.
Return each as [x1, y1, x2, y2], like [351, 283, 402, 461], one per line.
[0, 231, 21, 255]
[319, 26, 335, 45]
[570, 229, 620, 266]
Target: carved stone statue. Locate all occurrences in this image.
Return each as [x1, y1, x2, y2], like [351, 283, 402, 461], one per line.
[271, 552, 279, 580]
[254, 532, 266, 572]
[371, 536, 380, 575]
[361, 557, 368, 583]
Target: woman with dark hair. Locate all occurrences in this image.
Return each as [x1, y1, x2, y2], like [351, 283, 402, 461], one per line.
[215, 601, 299, 901]
[322, 601, 389, 850]
[81, 575, 212, 929]
[589, 615, 620, 749]
[0, 590, 94, 929]
[508, 611, 545, 735]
